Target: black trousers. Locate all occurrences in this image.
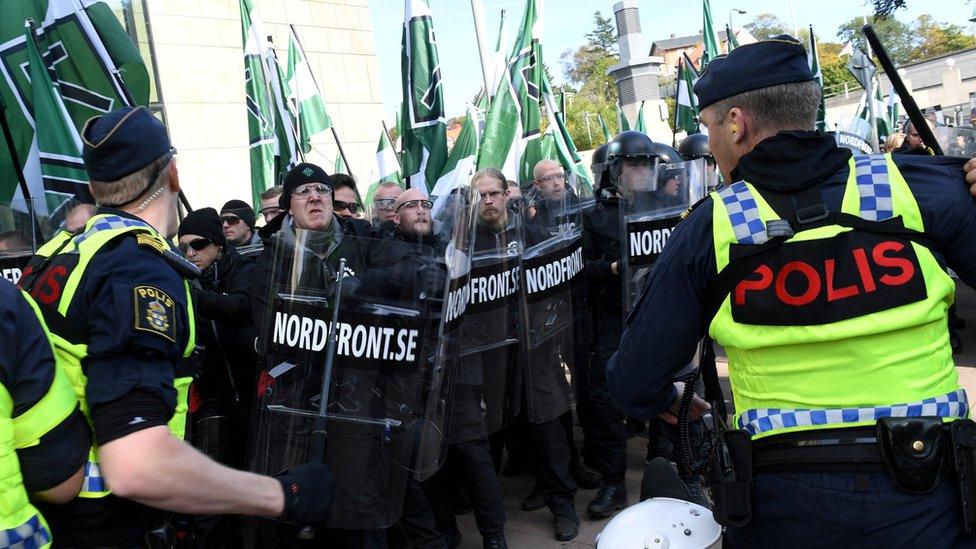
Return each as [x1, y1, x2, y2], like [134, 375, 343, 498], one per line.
[588, 309, 627, 483]
[387, 478, 446, 549]
[521, 414, 578, 520]
[424, 438, 505, 538]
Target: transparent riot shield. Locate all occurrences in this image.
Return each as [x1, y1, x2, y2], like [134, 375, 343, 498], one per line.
[934, 126, 976, 157]
[248, 227, 448, 529]
[450, 189, 524, 442]
[0, 198, 61, 284]
[521, 188, 583, 423]
[619, 158, 706, 314]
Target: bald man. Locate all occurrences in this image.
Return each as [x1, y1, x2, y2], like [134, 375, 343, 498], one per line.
[533, 159, 566, 201]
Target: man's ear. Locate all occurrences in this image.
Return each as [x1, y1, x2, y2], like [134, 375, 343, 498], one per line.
[392, 212, 401, 225]
[728, 108, 746, 145]
[167, 158, 181, 193]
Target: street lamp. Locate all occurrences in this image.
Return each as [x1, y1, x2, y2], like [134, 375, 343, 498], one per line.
[729, 8, 746, 31]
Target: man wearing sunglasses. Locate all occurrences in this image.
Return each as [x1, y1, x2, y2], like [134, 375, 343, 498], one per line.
[331, 173, 365, 220]
[219, 199, 260, 247]
[371, 182, 405, 228]
[18, 107, 335, 547]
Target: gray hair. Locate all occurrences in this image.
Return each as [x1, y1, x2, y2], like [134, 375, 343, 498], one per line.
[708, 80, 821, 133]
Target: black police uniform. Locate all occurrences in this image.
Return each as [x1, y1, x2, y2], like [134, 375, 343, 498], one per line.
[607, 38, 976, 546]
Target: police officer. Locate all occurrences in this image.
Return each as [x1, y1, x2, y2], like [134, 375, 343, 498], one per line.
[607, 37, 976, 546]
[0, 279, 89, 548]
[581, 132, 680, 518]
[19, 107, 335, 548]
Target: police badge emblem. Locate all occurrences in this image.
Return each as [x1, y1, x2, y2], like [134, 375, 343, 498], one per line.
[133, 285, 176, 341]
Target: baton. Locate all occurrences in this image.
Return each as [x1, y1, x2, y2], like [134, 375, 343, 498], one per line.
[862, 24, 943, 155]
[298, 257, 348, 540]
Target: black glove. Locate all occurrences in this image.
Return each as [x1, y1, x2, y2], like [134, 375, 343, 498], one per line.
[274, 462, 336, 524]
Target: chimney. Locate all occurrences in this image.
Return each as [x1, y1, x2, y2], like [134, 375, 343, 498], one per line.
[607, 0, 669, 141]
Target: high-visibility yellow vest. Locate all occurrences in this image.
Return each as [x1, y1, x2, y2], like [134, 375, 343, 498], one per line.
[710, 153, 964, 439]
[22, 213, 195, 497]
[0, 291, 80, 548]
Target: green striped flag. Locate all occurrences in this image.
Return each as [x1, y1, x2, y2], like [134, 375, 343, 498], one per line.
[541, 73, 592, 191]
[432, 105, 479, 216]
[634, 101, 647, 134]
[616, 104, 630, 132]
[0, 0, 149, 206]
[598, 113, 613, 142]
[807, 25, 827, 133]
[334, 154, 346, 175]
[725, 24, 739, 51]
[476, 0, 544, 186]
[400, 0, 448, 193]
[365, 127, 403, 205]
[701, 0, 720, 67]
[24, 21, 90, 213]
[675, 56, 699, 134]
[285, 26, 332, 153]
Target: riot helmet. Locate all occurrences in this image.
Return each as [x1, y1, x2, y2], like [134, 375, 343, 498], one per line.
[678, 133, 711, 161]
[591, 143, 611, 199]
[607, 131, 657, 196]
[651, 142, 683, 166]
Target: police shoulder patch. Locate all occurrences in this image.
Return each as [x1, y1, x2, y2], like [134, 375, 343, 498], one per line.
[133, 285, 176, 342]
[136, 233, 168, 255]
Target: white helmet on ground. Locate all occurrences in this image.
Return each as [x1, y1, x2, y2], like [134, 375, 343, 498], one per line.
[595, 497, 721, 549]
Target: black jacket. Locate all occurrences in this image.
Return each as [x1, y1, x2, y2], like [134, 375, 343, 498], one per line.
[582, 198, 622, 315]
[193, 247, 255, 414]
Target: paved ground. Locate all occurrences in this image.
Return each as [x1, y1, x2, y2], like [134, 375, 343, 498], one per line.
[454, 284, 976, 548]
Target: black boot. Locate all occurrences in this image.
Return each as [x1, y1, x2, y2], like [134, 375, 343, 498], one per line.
[553, 515, 580, 542]
[482, 534, 507, 549]
[587, 482, 628, 518]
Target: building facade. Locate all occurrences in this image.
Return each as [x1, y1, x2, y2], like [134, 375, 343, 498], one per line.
[109, 0, 386, 210]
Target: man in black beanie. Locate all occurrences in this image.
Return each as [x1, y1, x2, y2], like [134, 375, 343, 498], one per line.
[220, 199, 259, 246]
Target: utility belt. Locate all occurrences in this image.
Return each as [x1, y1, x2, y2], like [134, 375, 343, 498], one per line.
[710, 416, 976, 532]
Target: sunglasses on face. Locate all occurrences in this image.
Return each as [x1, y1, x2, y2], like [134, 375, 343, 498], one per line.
[373, 198, 397, 211]
[333, 200, 362, 213]
[259, 207, 282, 217]
[293, 184, 332, 198]
[179, 237, 212, 253]
[396, 199, 433, 212]
[220, 215, 242, 226]
[536, 173, 566, 185]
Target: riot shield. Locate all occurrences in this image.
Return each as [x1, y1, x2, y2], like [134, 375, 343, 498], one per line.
[521, 189, 583, 423]
[934, 125, 976, 156]
[248, 226, 448, 529]
[450, 191, 524, 442]
[619, 158, 706, 314]
[0, 198, 60, 284]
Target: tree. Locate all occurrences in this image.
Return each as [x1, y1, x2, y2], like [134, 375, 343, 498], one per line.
[585, 11, 618, 54]
[818, 42, 858, 96]
[744, 13, 788, 41]
[837, 15, 913, 63]
[912, 14, 976, 59]
[872, 0, 907, 18]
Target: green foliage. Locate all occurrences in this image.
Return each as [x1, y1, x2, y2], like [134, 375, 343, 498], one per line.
[837, 14, 973, 66]
[912, 14, 976, 59]
[837, 15, 914, 63]
[663, 96, 676, 133]
[818, 41, 859, 96]
[585, 11, 618, 54]
[744, 13, 789, 41]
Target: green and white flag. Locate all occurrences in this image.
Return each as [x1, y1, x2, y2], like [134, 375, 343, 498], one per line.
[400, 0, 448, 193]
[365, 127, 403, 205]
[541, 73, 592, 192]
[285, 26, 332, 153]
[675, 56, 699, 134]
[432, 105, 479, 216]
[334, 154, 346, 175]
[488, 9, 508, 103]
[807, 25, 827, 133]
[0, 0, 149, 206]
[24, 22, 90, 214]
[887, 90, 901, 132]
[598, 113, 613, 143]
[853, 82, 890, 141]
[476, 0, 544, 186]
[634, 101, 647, 134]
[616, 104, 630, 132]
[240, 0, 297, 207]
[701, 0, 720, 67]
[725, 24, 739, 51]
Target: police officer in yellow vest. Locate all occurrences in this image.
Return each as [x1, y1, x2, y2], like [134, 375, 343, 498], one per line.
[19, 107, 335, 548]
[606, 37, 976, 547]
[0, 278, 89, 549]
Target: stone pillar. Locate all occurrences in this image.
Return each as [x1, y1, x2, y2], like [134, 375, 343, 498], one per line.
[606, 0, 671, 143]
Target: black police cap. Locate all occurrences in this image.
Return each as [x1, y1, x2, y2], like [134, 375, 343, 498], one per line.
[280, 163, 333, 208]
[694, 36, 815, 111]
[82, 107, 172, 182]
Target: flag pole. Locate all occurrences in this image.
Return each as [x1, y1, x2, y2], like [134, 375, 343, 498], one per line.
[673, 61, 680, 148]
[470, 0, 492, 107]
[290, 25, 351, 179]
[382, 120, 403, 173]
[0, 97, 34, 205]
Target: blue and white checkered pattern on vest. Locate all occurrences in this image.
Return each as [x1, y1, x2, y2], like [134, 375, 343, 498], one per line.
[0, 514, 51, 549]
[82, 460, 105, 493]
[717, 182, 768, 245]
[852, 154, 894, 221]
[738, 389, 969, 436]
[72, 215, 150, 247]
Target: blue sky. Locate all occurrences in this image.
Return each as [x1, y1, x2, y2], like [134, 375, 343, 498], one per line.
[368, 0, 973, 120]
